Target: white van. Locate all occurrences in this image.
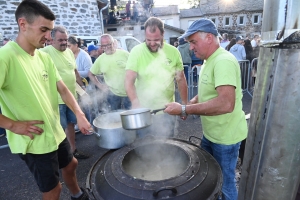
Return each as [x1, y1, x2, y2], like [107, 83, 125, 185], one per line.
[76, 35, 141, 52]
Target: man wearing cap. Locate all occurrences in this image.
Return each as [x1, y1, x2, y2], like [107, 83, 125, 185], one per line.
[88, 34, 131, 111]
[87, 44, 102, 63]
[229, 36, 246, 61]
[164, 19, 247, 200]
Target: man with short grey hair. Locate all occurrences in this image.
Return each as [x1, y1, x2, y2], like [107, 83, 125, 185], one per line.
[164, 19, 247, 200]
[88, 34, 131, 111]
[41, 25, 90, 159]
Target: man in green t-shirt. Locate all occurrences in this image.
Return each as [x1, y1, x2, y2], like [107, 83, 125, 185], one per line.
[0, 1, 91, 199]
[125, 17, 188, 138]
[164, 19, 247, 200]
[41, 25, 89, 160]
[89, 34, 131, 111]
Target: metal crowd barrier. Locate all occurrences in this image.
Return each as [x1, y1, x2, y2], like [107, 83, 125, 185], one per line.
[238, 60, 253, 97]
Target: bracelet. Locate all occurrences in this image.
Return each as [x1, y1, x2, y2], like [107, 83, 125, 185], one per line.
[181, 105, 187, 117]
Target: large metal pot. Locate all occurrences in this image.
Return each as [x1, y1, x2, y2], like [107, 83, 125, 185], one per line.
[120, 108, 165, 130]
[87, 136, 223, 199]
[93, 111, 136, 149]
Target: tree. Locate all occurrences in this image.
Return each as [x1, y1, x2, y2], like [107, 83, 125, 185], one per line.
[187, 0, 201, 8]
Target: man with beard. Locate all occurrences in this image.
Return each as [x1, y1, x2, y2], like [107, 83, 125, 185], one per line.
[88, 34, 131, 111]
[41, 25, 90, 159]
[125, 17, 188, 138]
[0, 0, 91, 199]
[164, 19, 247, 200]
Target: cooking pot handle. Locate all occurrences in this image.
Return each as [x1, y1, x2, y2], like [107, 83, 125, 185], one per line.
[150, 108, 165, 115]
[88, 130, 101, 138]
[152, 186, 177, 197]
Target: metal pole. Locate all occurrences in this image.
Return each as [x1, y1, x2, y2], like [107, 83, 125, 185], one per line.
[98, 1, 109, 35]
[238, 0, 300, 199]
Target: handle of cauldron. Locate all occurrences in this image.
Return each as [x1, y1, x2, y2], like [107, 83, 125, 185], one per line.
[153, 186, 177, 197]
[88, 130, 101, 138]
[188, 136, 202, 147]
[150, 108, 165, 115]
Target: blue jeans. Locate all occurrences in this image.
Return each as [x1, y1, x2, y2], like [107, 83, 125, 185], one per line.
[59, 104, 77, 130]
[201, 136, 240, 200]
[107, 92, 131, 111]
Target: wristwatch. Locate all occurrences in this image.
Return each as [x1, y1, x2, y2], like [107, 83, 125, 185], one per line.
[181, 105, 187, 117]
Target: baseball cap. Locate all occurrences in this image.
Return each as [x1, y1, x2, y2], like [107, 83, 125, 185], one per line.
[236, 36, 244, 41]
[87, 45, 99, 53]
[179, 19, 218, 39]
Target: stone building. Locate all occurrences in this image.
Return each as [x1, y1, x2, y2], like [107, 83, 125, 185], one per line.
[0, 0, 102, 42]
[180, 0, 264, 38]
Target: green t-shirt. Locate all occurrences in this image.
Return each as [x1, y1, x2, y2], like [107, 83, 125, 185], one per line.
[40, 46, 77, 104]
[126, 42, 183, 109]
[198, 47, 247, 145]
[90, 49, 129, 96]
[0, 42, 66, 154]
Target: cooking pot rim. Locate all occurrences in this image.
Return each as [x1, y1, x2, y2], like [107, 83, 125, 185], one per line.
[120, 108, 151, 115]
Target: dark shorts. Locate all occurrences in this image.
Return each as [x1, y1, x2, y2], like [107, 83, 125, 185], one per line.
[19, 138, 73, 192]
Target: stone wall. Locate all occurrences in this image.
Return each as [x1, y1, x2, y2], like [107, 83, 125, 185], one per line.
[0, 0, 102, 40]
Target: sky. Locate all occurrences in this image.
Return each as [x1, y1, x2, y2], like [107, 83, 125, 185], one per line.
[154, 0, 190, 9]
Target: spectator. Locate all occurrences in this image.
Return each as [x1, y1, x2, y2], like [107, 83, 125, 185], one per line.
[68, 36, 93, 79]
[244, 39, 254, 62]
[3, 38, 11, 45]
[164, 19, 247, 200]
[125, 17, 188, 138]
[177, 38, 192, 83]
[132, 1, 138, 22]
[126, 1, 131, 20]
[251, 34, 260, 48]
[0, 0, 91, 199]
[41, 26, 90, 160]
[88, 34, 131, 111]
[88, 44, 101, 63]
[225, 38, 236, 51]
[229, 36, 246, 61]
[173, 40, 179, 47]
[220, 33, 230, 48]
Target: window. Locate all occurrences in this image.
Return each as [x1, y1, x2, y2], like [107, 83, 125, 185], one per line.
[225, 17, 230, 26]
[125, 38, 140, 52]
[253, 15, 259, 24]
[124, 27, 134, 30]
[239, 16, 244, 25]
[211, 18, 216, 23]
[107, 28, 117, 31]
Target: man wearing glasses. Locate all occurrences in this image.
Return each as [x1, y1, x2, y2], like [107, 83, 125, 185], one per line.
[88, 34, 131, 111]
[41, 26, 90, 159]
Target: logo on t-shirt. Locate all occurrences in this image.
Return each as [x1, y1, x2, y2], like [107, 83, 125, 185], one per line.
[42, 70, 49, 81]
[165, 58, 172, 65]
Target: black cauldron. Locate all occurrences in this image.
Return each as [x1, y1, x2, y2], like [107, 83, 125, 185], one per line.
[87, 137, 222, 200]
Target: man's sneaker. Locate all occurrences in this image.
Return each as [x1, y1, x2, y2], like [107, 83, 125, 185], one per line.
[71, 187, 90, 200]
[73, 149, 90, 159]
[74, 124, 80, 133]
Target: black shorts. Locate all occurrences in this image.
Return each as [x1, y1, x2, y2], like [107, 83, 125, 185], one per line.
[19, 138, 73, 192]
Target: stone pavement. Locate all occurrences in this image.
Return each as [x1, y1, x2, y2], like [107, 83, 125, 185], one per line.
[0, 94, 253, 200]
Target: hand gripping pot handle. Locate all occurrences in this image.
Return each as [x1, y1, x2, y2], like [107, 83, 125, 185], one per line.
[88, 130, 101, 138]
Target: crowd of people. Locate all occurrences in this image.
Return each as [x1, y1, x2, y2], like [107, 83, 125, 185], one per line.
[221, 33, 261, 62]
[0, 0, 255, 199]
